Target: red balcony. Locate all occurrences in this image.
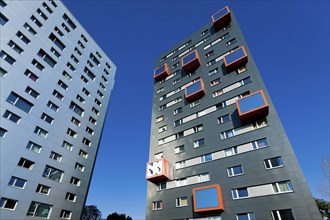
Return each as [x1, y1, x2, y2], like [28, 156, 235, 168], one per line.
[146, 158, 173, 183]
[224, 46, 248, 72]
[236, 90, 269, 123]
[212, 6, 231, 31]
[154, 63, 169, 81]
[182, 50, 200, 73]
[184, 79, 205, 102]
[193, 184, 224, 213]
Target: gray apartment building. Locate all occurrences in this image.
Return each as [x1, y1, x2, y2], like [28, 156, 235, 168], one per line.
[0, 1, 116, 219]
[146, 6, 320, 220]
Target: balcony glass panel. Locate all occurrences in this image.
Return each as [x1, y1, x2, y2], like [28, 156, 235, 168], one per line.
[155, 65, 166, 76]
[195, 187, 219, 209]
[225, 48, 245, 64]
[183, 51, 197, 64]
[238, 92, 265, 113]
[186, 81, 202, 96]
[213, 7, 229, 20]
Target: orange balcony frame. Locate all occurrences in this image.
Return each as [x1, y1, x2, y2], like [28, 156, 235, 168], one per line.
[236, 90, 269, 123]
[181, 50, 201, 73]
[146, 158, 172, 183]
[224, 46, 248, 73]
[193, 184, 224, 213]
[154, 63, 169, 81]
[184, 79, 205, 102]
[212, 6, 231, 31]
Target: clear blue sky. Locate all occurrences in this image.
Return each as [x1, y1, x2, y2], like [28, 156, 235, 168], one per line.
[63, 1, 329, 219]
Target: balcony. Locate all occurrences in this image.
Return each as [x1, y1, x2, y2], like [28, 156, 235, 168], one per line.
[146, 158, 173, 183]
[185, 79, 205, 102]
[182, 50, 200, 73]
[224, 46, 248, 72]
[212, 6, 231, 31]
[236, 90, 269, 123]
[193, 184, 224, 213]
[154, 63, 169, 81]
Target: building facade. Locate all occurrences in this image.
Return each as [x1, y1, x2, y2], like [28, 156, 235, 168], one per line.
[0, 1, 116, 219]
[146, 6, 320, 220]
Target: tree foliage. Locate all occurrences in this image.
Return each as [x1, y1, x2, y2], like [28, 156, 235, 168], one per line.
[81, 205, 102, 220]
[106, 212, 132, 220]
[315, 198, 330, 218]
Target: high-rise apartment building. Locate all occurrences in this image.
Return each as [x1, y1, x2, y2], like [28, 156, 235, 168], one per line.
[146, 6, 320, 220]
[0, 1, 116, 219]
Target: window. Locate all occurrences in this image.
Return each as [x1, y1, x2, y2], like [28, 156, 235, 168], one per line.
[79, 150, 88, 159]
[71, 117, 80, 126]
[173, 78, 181, 85]
[62, 70, 72, 80]
[81, 75, 89, 84]
[152, 201, 162, 210]
[34, 126, 48, 138]
[175, 161, 186, 169]
[227, 165, 244, 177]
[30, 15, 42, 27]
[42, 2, 53, 14]
[65, 192, 76, 202]
[49, 151, 62, 162]
[202, 153, 212, 162]
[75, 163, 84, 172]
[60, 210, 72, 219]
[95, 98, 101, 106]
[157, 182, 167, 191]
[36, 184, 50, 195]
[26, 141, 42, 153]
[25, 86, 39, 98]
[63, 13, 76, 30]
[31, 59, 45, 71]
[8, 40, 23, 54]
[0, 12, 8, 25]
[84, 67, 96, 80]
[37, 8, 48, 20]
[176, 197, 188, 207]
[8, 176, 26, 188]
[54, 26, 64, 37]
[264, 156, 284, 169]
[190, 100, 200, 108]
[82, 137, 91, 146]
[92, 107, 99, 115]
[74, 47, 82, 56]
[67, 128, 77, 138]
[86, 127, 94, 135]
[205, 50, 214, 58]
[23, 23, 37, 35]
[81, 34, 89, 43]
[100, 82, 106, 90]
[232, 188, 249, 199]
[1, 66, 7, 77]
[208, 68, 218, 76]
[225, 147, 238, 156]
[0, 50, 16, 65]
[0, 127, 7, 138]
[226, 38, 237, 46]
[71, 54, 79, 63]
[272, 181, 293, 193]
[49, 33, 66, 51]
[106, 62, 112, 70]
[0, 0, 7, 7]
[57, 80, 68, 90]
[89, 53, 100, 66]
[42, 165, 63, 182]
[82, 88, 90, 96]
[217, 114, 230, 124]
[47, 101, 59, 112]
[6, 92, 34, 113]
[236, 213, 255, 220]
[158, 125, 167, 133]
[61, 22, 70, 33]
[24, 69, 38, 82]
[0, 198, 17, 210]
[89, 116, 97, 125]
[67, 62, 75, 71]
[16, 31, 30, 44]
[69, 102, 84, 116]
[78, 40, 85, 49]
[237, 65, 248, 74]
[76, 95, 85, 103]
[70, 177, 81, 186]
[175, 145, 185, 154]
[198, 173, 210, 182]
[173, 107, 182, 115]
[156, 115, 164, 123]
[252, 138, 269, 149]
[271, 209, 295, 220]
[3, 110, 21, 123]
[18, 157, 34, 170]
[49, 0, 57, 7]
[62, 141, 73, 151]
[220, 130, 234, 139]
[50, 47, 61, 58]
[27, 201, 52, 218]
[194, 138, 205, 148]
[37, 49, 57, 67]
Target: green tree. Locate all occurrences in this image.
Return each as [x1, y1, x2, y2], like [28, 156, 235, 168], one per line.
[106, 212, 132, 220]
[81, 205, 102, 220]
[315, 198, 330, 219]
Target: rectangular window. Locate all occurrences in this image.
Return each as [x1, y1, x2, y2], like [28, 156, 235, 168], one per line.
[25, 86, 39, 98]
[67, 128, 77, 138]
[0, 12, 8, 25]
[84, 67, 96, 80]
[0, 50, 16, 65]
[173, 107, 182, 115]
[217, 114, 230, 124]
[0, 0, 7, 7]
[89, 116, 97, 125]
[50, 47, 61, 58]
[227, 165, 244, 177]
[158, 125, 167, 133]
[26, 141, 42, 153]
[6, 92, 34, 113]
[176, 197, 188, 207]
[49, 0, 57, 8]
[82, 88, 90, 96]
[34, 126, 48, 138]
[225, 147, 238, 156]
[271, 209, 295, 220]
[0, 127, 7, 138]
[70, 177, 80, 186]
[175, 145, 185, 154]
[100, 82, 106, 90]
[49, 33, 66, 51]
[49, 151, 62, 162]
[86, 127, 94, 135]
[89, 53, 100, 66]
[37, 8, 48, 20]
[47, 101, 59, 112]
[81, 75, 89, 84]
[272, 181, 293, 193]
[194, 138, 205, 148]
[42, 2, 53, 14]
[157, 182, 167, 191]
[97, 90, 104, 98]
[63, 13, 76, 30]
[82, 137, 91, 146]
[95, 98, 102, 106]
[76, 95, 85, 103]
[75, 47, 82, 56]
[1, 66, 8, 77]
[78, 40, 85, 49]
[61, 22, 70, 33]
[65, 192, 76, 202]
[42, 165, 63, 182]
[264, 156, 284, 169]
[69, 101, 84, 116]
[0, 197, 17, 210]
[102, 75, 108, 83]
[75, 163, 84, 172]
[23, 23, 37, 35]
[37, 49, 57, 68]
[16, 31, 30, 44]
[8, 40, 23, 54]
[57, 80, 68, 90]
[3, 110, 21, 123]
[18, 157, 34, 170]
[30, 15, 42, 27]
[81, 34, 88, 43]
[24, 69, 38, 82]
[152, 201, 162, 210]
[198, 173, 210, 182]
[27, 201, 52, 218]
[54, 26, 64, 37]
[67, 62, 75, 71]
[79, 150, 88, 159]
[60, 210, 72, 219]
[62, 141, 73, 151]
[202, 153, 212, 162]
[8, 176, 26, 189]
[236, 213, 255, 220]
[232, 188, 249, 199]
[31, 59, 45, 71]
[210, 78, 221, 87]
[36, 184, 50, 195]
[226, 38, 237, 46]
[71, 117, 81, 126]
[40, 113, 53, 124]
[92, 107, 99, 115]
[62, 70, 72, 80]
[71, 54, 79, 63]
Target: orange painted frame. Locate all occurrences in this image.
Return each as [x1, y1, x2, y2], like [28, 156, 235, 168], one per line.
[154, 63, 169, 81]
[184, 79, 205, 102]
[211, 6, 230, 23]
[146, 158, 170, 183]
[236, 90, 269, 122]
[223, 46, 248, 72]
[181, 50, 201, 73]
[192, 184, 224, 213]
[212, 6, 231, 31]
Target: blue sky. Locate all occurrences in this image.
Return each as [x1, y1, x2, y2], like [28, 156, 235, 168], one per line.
[63, 1, 329, 219]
